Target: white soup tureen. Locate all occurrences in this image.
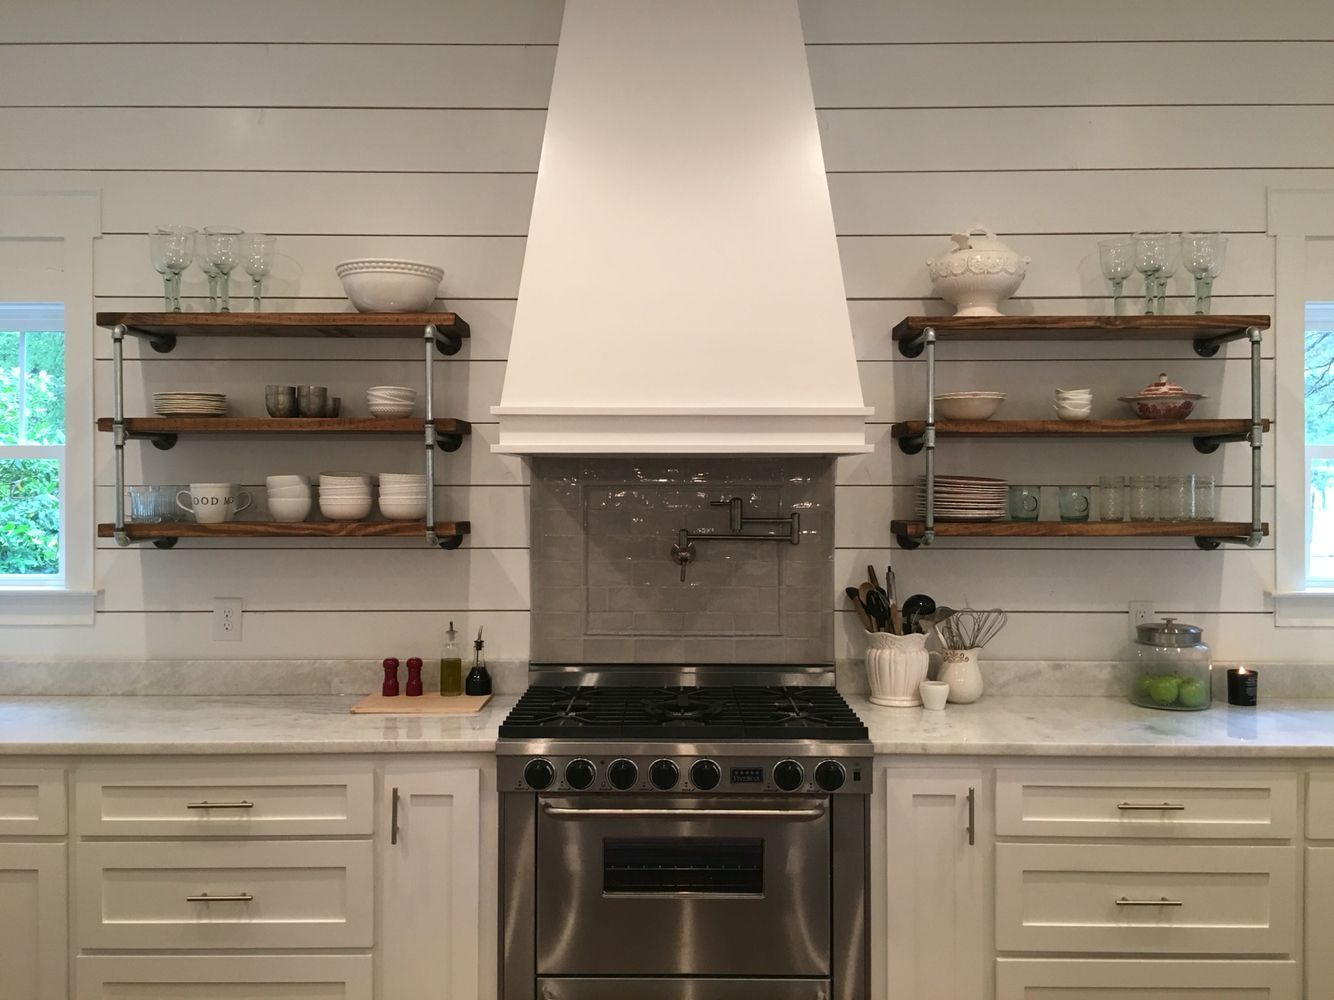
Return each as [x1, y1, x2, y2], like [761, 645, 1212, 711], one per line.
[926, 225, 1030, 316]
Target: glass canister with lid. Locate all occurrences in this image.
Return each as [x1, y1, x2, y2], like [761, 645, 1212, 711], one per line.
[1128, 617, 1212, 711]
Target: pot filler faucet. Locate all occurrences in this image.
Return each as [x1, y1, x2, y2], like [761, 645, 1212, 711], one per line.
[670, 496, 801, 581]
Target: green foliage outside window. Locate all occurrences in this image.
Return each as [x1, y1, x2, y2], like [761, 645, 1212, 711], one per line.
[0, 330, 64, 575]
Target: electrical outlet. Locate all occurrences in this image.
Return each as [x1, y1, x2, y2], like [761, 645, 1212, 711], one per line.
[1128, 601, 1155, 637]
[213, 597, 243, 641]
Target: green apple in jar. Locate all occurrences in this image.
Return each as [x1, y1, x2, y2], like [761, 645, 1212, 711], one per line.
[1177, 677, 1209, 708]
[1147, 675, 1181, 706]
[1134, 674, 1155, 700]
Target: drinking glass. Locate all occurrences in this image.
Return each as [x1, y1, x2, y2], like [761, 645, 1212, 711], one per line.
[1058, 485, 1091, 522]
[1098, 238, 1135, 315]
[1128, 475, 1156, 521]
[198, 253, 222, 310]
[1154, 235, 1181, 315]
[1132, 231, 1171, 315]
[1181, 232, 1228, 315]
[203, 226, 244, 312]
[1008, 485, 1041, 522]
[242, 233, 276, 311]
[148, 225, 196, 311]
[1195, 474, 1216, 521]
[1098, 475, 1125, 521]
[1156, 473, 1196, 521]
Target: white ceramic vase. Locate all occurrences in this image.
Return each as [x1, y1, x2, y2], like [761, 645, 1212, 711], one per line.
[865, 631, 931, 707]
[939, 648, 984, 704]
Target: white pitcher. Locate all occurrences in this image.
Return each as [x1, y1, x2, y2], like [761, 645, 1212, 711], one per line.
[939, 648, 984, 704]
[865, 631, 930, 707]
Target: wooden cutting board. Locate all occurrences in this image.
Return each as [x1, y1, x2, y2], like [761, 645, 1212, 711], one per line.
[350, 692, 493, 715]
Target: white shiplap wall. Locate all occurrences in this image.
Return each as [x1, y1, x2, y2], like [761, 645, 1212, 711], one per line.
[2, 0, 1330, 663]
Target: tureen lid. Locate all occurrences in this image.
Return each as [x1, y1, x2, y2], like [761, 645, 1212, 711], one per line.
[944, 225, 1015, 255]
[1139, 372, 1192, 396]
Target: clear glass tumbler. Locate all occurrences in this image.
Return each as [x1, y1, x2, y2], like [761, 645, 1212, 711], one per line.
[1195, 474, 1216, 521]
[1156, 474, 1197, 521]
[1128, 475, 1156, 521]
[1099, 475, 1126, 521]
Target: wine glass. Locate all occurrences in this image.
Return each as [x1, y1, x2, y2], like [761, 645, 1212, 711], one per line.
[1097, 237, 1134, 315]
[1154, 235, 1181, 315]
[198, 253, 221, 310]
[148, 225, 196, 312]
[203, 226, 243, 312]
[241, 233, 276, 311]
[1132, 231, 1171, 315]
[1181, 232, 1228, 314]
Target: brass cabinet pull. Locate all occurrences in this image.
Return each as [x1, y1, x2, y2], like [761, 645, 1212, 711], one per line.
[1115, 896, 1184, 907]
[1116, 802, 1186, 811]
[186, 800, 255, 810]
[186, 892, 253, 902]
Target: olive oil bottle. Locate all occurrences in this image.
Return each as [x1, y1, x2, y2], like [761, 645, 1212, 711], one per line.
[440, 621, 463, 696]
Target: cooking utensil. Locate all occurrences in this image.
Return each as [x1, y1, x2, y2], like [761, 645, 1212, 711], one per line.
[859, 582, 889, 633]
[935, 608, 1008, 651]
[900, 594, 937, 634]
[845, 586, 874, 632]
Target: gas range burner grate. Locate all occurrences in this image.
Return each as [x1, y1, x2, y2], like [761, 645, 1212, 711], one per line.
[499, 685, 867, 741]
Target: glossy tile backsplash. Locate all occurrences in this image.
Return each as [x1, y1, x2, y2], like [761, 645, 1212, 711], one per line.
[530, 457, 834, 663]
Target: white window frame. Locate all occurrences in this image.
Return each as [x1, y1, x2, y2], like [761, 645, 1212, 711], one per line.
[0, 192, 100, 625]
[1269, 188, 1334, 626]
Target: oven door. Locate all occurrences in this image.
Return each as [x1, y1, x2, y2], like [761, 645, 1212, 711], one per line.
[536, 794, 831, 978]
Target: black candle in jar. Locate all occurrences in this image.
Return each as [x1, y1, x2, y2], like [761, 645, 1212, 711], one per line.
[1227, 666, 1258, 706]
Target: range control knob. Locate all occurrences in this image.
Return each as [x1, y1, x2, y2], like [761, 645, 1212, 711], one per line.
[814, 760, 847, 792]
[523, 758, 555, 791]
[773, 759, 805, 792]
[649, 759, 680, 791]
[690, 758, 722, 791]
[564, 758, 596, 790]
[608, 758, 638, 790]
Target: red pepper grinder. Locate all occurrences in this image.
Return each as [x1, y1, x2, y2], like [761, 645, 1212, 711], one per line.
[405, 657, 424, 697]
[381, 657, 400, 697]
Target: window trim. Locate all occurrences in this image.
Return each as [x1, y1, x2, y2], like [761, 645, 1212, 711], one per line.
[0, 191, 100, 626]
[1268, 188, 1334, 625]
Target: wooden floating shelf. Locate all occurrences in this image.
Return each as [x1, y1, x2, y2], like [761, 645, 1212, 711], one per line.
[892, 418, 1269, 455]
[98, 520, 471, 549]
[890, 519, 1268, 549]
[95, 311, 471, 355]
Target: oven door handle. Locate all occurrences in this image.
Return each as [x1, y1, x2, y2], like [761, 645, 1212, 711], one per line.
[540, 803, 827, 821]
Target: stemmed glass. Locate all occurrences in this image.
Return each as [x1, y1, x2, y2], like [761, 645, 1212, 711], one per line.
[1132, 231, 1172, 315]
[148, 225, 196, 312]
[198, 253, 222, 310]
[1098, 237, 1134, 315]
[1181, 232, 1228, 314]
[1154, 235, 1181, 315]
[203, 226, 243, 312]
[241, 234, 276, 311]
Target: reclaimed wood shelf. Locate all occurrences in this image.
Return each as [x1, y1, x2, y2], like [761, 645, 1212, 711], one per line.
[98, 520, 471, 550]
[891, 314, 1270, 358]
[95, 311, 471, 355]
[97, 416, 471, 451]
[891, 418, 1269, 455]
[890, 519, 1268, 550]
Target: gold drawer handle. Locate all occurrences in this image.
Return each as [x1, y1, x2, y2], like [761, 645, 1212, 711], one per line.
[1116, 896, 1184, 907]
[1116, 802, 1186, 811]
[186, 892, 254, 902]
[186, 801, 255, 810]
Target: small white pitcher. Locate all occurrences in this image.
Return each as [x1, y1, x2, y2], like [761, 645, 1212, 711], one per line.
[939, 648, 984, 704]
[865, 631, 930, 707]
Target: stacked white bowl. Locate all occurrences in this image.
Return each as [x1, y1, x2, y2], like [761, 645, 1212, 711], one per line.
[319, 473, 373, 521]
[1053, 387, 1093, 421]
[265, 474, 312, 523]
[378, 472, 428, 521]
[367, 385, 417, 419]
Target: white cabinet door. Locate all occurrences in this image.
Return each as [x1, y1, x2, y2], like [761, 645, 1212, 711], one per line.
[1307, 847, 1334, 1000]
[0, 843, 67, 1000]
[380, 763, 484, 1000]
[76, 955, 372, 1000]
[996, 958, 1297, 999]
[882, 767, 987, 1000]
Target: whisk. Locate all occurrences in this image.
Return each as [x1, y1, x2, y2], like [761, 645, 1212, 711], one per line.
[934, 608, 1008, 651]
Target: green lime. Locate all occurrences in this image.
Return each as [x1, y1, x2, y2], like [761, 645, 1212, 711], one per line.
[1147, 675, 1181, 706]
[1177, 677, 1209, 708]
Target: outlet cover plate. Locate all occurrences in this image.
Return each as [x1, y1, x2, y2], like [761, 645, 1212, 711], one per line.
[213, 597, 243, 641]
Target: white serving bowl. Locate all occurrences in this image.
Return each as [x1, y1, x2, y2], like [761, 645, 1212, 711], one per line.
[368, 385, 417, 398]
[266, 486, 312, 499]
[320, 473, 370, 484]
[268, 497, 313, 523]
[265, 474, 309, 488]
[379, 473, 426, 484]
[320, 497, 374, 520]
[369, 404, 416, 419]
[380, 497, 428, 520]
[1055, 387, 1092, 397]
[1054, 407, 1093, 422]
[335, 259, 443, 313]
[933, 392, 1005, 421]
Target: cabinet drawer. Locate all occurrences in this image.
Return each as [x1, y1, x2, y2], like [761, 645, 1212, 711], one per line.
[995, 768, 1297, 839]
[76, 955, 372, 999]
[75, 762, 372, 837]
[997, 959, 1297, 999]
[76, 840, 372, 949]
[0, 768, 66, 835]
[995, 843, 1296, 955]
[1307, 772, 1334, 838]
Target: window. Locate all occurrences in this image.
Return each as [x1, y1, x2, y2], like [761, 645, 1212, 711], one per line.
[0, 303, 65, 582]
[1308, 302, 1334, 587]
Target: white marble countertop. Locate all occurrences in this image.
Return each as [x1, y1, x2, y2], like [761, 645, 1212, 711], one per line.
[0, 694, 1331, 757]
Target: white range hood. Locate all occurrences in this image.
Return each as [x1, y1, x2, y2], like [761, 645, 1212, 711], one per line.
[492, 0, 871, 455]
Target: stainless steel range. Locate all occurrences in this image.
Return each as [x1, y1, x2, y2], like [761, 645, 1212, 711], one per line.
[498, 668, 871, 1000]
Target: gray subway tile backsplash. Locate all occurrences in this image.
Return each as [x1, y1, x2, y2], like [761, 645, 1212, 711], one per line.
[530, 457, 834, 664]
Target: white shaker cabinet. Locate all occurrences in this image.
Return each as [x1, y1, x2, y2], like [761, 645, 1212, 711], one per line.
[379, 760, 494, 1000]
[0, 842, 67, 1000]
[878, 766, 988, 1000]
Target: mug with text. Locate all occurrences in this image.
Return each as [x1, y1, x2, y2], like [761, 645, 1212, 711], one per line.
[175, 482, 253, 524]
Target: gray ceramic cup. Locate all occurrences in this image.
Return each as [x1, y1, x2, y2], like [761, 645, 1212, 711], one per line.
[265, 384, 297, 417]
[296, 385, 328, 418]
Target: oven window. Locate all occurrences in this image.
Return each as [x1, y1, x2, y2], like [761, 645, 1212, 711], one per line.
[603, 838, 763, 895]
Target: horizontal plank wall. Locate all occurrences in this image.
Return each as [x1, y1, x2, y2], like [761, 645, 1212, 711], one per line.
[1, 0, 1329, 661]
